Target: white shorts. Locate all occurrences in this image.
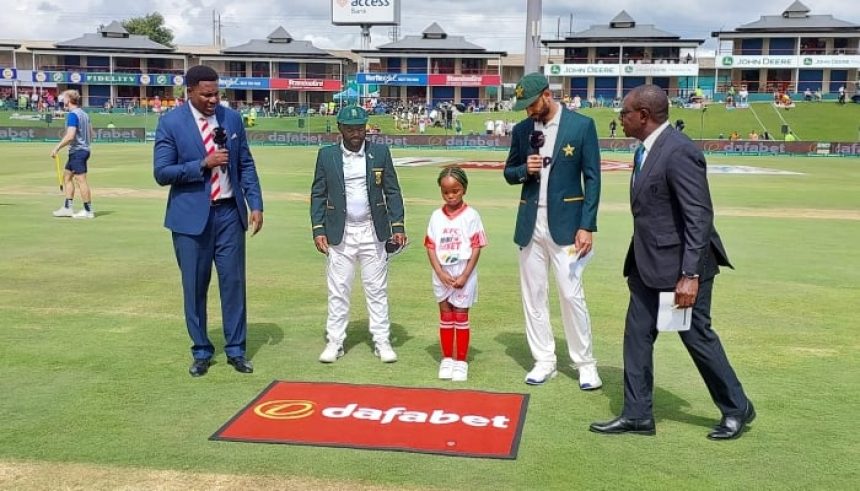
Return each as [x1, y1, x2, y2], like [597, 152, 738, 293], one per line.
[432, 261, 478, 308]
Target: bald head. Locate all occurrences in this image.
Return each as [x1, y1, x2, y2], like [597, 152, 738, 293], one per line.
[629, 85, 669, 124]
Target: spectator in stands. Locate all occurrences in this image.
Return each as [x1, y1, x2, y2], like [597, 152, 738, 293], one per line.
[814, 88, 823, 102]
[738, 85, 749, 106]
[609, 119, 617, 138]
[729, 131, 740, 141]
[785, 131, 797, 142]
[804, 88, 813, 102]
[837, 86, 846, 105]
[762, 131, 771, 140]
[674, 119, 685, 133]
[748, 130, 759, 141]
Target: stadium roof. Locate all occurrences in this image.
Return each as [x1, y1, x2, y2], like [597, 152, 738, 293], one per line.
[544, 11, 705, 45]
[354, 23, 506, 56]
[221, 27, 339, 58]
[53, 21, 174, 52]
[713, 1, 860, 35]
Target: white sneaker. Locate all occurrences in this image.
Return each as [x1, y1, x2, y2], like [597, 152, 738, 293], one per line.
[438, 358, 455, 379]
[578, 365, 603, 390]
[72, 209, 95, 219]
[374, 340, 398, 363]
[525, 364, 558, 385]
[318, 343, 344, 363]
[451, 361, 468, 382]
[53, 206, 74, 217]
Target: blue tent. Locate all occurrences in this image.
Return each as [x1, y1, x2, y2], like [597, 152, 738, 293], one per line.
[333, 87, 359, 101]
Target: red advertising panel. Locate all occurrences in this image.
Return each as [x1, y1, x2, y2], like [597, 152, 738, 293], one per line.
[270, 78, 342, 91]
[212, 381, 529, 459]
[428, 74, 502, 87]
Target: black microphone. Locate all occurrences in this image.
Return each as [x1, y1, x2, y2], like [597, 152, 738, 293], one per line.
[213, 127, 227, 149]
[529, 130, 545, 181]
[529, 130, 545, 155]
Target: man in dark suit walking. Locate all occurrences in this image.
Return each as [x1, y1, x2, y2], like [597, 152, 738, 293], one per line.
[154, 65, 263, 377]
[590, 85, 754, 439]
[310, 105, 406, 364]
[504, 73, 602, 389]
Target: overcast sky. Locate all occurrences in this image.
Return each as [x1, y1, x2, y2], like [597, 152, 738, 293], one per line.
[2, 0, 856, 55]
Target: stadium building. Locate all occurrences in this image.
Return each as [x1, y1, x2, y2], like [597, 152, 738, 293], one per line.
[352, 23, 506, 110]
[196, 27, 348, 115]
[541, 10, 705, 103]
[712, 1, 860, 98]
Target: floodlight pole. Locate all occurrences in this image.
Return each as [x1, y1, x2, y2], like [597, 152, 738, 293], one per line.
[700, 105, 707, 140]
[360, 24, 371, 106]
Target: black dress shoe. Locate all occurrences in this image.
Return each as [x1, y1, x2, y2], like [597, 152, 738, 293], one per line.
[227, 356, 253, 374]
[189, 358, 211, 377]
[590, 416, 656, 436]
[708, 401, 756, 440]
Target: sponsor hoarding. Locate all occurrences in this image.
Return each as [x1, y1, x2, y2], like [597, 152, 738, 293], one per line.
[1, 68, 16, 80]
[332, 0, 401, 26]
[270, 78, 342, 91]
[427, 74, 501, 87]
[720, 55, 860, 69]
[357, 72, 427, 85]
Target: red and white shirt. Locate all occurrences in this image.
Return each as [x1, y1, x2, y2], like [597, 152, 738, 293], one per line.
[424, 204, 488, 265]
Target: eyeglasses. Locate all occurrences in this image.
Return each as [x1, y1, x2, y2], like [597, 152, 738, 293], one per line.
[619, 108, 637, 117]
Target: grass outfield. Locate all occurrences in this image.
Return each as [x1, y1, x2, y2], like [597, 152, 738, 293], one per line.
[1, 143, 859, 489]
[2, 100, 859, 141]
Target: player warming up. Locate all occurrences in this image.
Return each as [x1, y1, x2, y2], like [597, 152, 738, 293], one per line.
[424, 167, 488, 382]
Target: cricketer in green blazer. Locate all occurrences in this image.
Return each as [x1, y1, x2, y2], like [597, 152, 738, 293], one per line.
[504, 105, 601, 247]
[310, 141, 405, 246]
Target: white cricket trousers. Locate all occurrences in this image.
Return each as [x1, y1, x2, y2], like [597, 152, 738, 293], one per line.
[325, 221, 391, 345]
[518, 206, 596, 369]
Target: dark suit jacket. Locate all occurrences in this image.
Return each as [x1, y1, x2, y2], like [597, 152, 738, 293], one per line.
[623, 126, 732, 290]
[153, 103, 263, 235]
[310, 142, 405, 245]
[503, 106, 601, 247]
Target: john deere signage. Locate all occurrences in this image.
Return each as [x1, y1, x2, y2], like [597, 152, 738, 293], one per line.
[720, 55, 860, 69]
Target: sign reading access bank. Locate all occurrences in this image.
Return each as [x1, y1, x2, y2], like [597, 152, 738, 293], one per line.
[211, 380, 529, 459]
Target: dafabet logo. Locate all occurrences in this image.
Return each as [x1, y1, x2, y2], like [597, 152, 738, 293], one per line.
[214, 381, 529, 458]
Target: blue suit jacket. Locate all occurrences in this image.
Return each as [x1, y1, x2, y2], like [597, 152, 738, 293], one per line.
[504, 106, 601, 247]
[153, 103, 263, 235]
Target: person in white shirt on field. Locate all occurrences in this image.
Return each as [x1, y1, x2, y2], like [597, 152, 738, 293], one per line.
[424, 166, 487, 382]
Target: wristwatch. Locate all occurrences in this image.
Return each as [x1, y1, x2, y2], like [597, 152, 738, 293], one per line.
[681, 271, 700, 279]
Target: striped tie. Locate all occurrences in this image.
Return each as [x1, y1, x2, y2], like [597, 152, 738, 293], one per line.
[200, 118, 220, 200]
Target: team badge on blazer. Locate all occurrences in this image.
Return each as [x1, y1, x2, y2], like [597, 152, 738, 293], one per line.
[374, 169, 383, 186]
[563, 143, 575, 157]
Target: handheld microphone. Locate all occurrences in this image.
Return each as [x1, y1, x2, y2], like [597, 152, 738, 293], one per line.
[529, 130, 546, 181]
[529, 130, 545, 155]
[213, 127, 227, 149]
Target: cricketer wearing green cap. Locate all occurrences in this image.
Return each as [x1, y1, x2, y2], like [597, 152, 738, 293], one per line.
[503, 72, 604, 389]
[309, 104, 406, 364]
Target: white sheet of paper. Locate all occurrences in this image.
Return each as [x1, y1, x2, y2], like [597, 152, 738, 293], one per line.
[568, 249, 594, 281]
[657, 292, 692, 332]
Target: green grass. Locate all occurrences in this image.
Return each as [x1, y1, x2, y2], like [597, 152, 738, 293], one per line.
[3, 100, 859, 141]
[1, 143, 859, 489]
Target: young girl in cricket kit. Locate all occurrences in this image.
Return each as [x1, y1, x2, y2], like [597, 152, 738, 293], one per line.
[424, 167, 487, 381]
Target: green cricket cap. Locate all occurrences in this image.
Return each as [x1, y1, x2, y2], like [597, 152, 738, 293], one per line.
[512, 72, 549, 111]
[336, 105, 369, 125]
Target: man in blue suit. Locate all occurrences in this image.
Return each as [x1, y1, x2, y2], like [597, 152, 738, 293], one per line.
[154, 65, 264, 377]
[504, 73, 603, 389]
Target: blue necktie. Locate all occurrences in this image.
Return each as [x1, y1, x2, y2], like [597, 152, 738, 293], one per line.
[633, 145, 645, 186]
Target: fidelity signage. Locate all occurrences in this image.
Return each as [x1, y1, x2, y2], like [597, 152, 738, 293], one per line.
[331, 0, 401, 26]
[85, 73, 139, 85]
[211, 381, 529, 458]
[1, 68, 16, 80]
[357, 72, 427, 85]
[427, 74, 501, 87]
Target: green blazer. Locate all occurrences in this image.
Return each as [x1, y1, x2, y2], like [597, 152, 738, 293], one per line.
[503, 106, 601, 247]
[310, 142, 405, 245]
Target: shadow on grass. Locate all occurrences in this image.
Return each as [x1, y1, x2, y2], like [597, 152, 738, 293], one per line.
[598, 365, 716, 429]
[423, 340, 484, 363]
[246, 322, 285, 360]
[341, 320, 411, 356]
[94, 210, 115, 218]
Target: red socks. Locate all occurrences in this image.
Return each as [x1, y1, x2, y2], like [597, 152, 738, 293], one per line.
[439, 311, 455, 358]
[454, 312, 470, 362]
